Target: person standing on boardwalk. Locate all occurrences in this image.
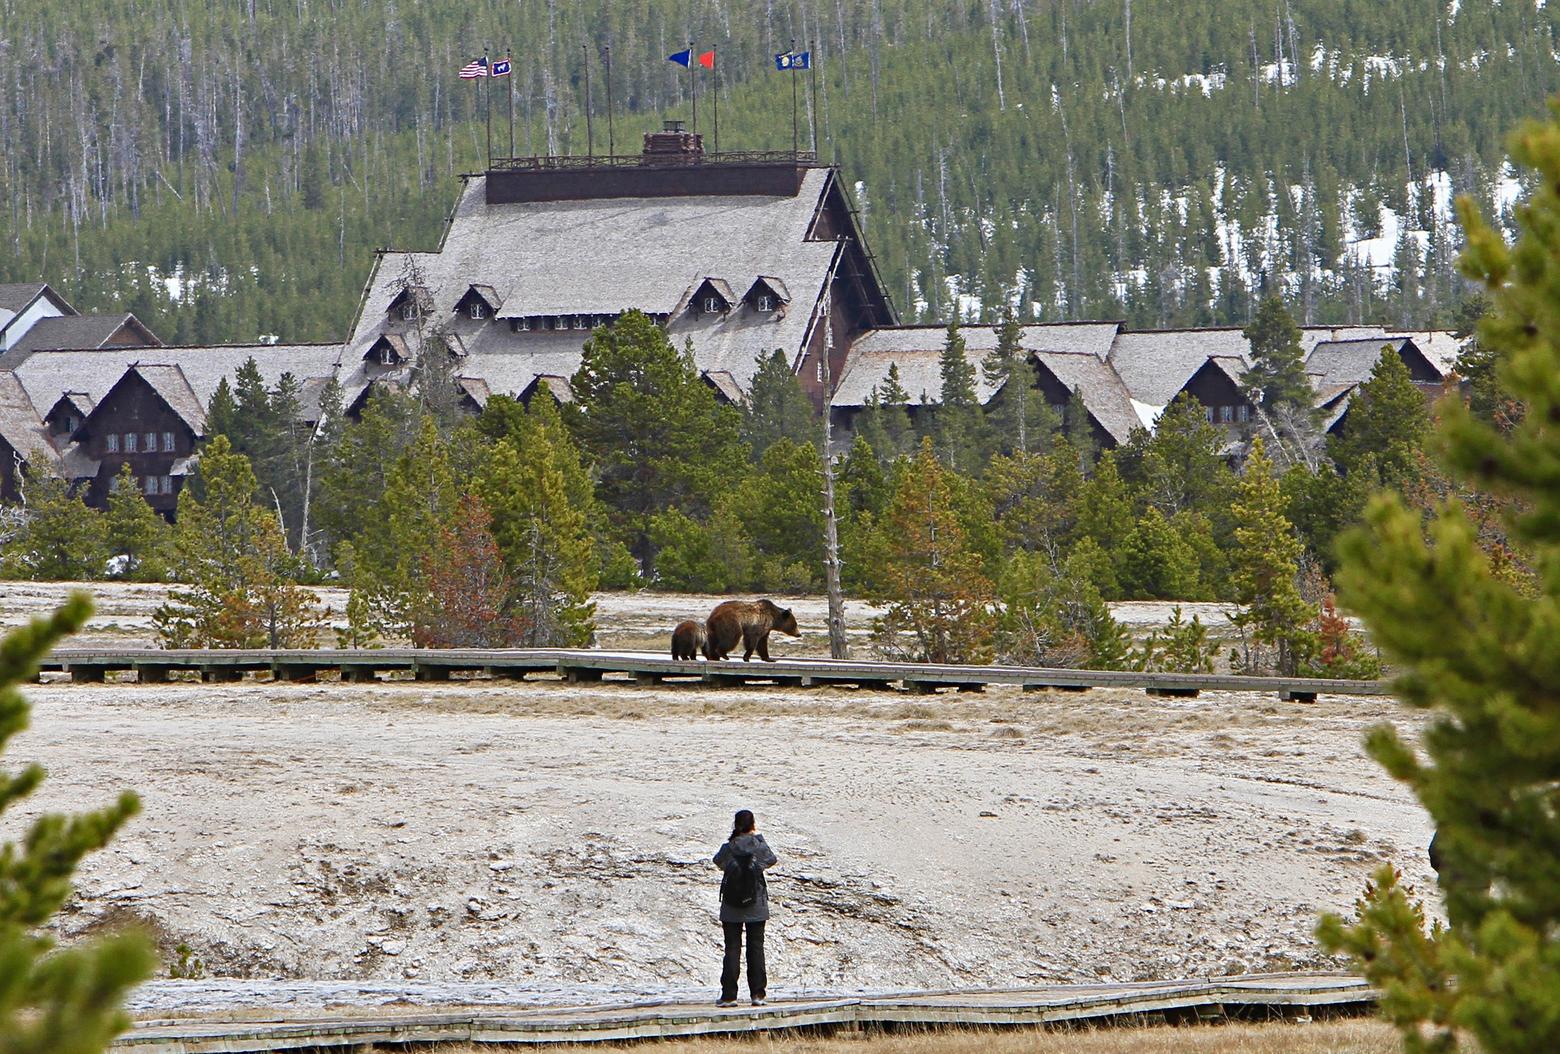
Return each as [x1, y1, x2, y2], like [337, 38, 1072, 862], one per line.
[713, 809, 777, 1007]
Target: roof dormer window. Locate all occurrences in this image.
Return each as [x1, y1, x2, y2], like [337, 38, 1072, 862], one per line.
[388, 285, 430, 322]
[454, 284, 502, 321]
[686, 277, 735, 318]
[365, 333, 408, 367]
[743, 276, 790, 315]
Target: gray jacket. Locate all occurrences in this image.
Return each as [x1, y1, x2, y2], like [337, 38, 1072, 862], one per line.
[714, 833, 778, 923]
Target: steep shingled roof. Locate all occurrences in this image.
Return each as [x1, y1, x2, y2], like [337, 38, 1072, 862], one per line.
[1108, 325, 1393, 407]
[0, 370, 59, 472]
[1305, 336, 1437, 392]
[1032, 349, 1143, 446]
[0, 283, 51, 314]
[830, 322, 1139, 445]
[120, 365, 209, 434]
[11, 343, 343, 419]
[0, 313, 160, 366]
[832, 323, 1123, 407]
[341, 169, 845, 406]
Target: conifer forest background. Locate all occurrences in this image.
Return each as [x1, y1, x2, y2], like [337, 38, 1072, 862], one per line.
[4, 0, 1557, 344]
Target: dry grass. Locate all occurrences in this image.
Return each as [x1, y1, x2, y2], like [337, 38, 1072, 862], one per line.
[407, 1018, 1401, 1053]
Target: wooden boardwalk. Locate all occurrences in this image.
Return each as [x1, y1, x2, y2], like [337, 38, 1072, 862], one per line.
[40, 647, 1389, 701]
[113, 973, 1375, 1051]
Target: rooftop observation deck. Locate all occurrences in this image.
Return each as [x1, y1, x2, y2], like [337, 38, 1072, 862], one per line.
[484, 122, 825, 203]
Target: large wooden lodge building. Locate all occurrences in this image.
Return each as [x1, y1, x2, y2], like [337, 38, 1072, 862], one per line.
[0, 124, 1464, 514]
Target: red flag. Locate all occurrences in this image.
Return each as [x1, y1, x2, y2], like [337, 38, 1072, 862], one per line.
[698, 50, 715, 69]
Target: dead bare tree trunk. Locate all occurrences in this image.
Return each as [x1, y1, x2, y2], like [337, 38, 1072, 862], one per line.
[818, 288, 848, 660]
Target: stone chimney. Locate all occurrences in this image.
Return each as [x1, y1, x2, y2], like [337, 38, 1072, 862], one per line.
[641, 120, 704, 162]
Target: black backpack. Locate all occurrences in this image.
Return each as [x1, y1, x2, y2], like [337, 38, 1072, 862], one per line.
[723, 846, 761, 908]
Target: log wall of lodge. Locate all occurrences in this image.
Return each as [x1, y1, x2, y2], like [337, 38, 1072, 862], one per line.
[77, 370, 196, 515]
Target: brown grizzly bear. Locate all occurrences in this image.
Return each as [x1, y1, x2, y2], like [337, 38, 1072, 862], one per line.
[703, 599, 801, 662]
[670, 620, 705, 661]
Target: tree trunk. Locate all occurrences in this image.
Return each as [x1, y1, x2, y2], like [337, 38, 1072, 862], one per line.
[818, 289, 848, 660]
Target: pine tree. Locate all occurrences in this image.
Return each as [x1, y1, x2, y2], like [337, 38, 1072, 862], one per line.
[866, 439, 995, 663]
[104, 465, 170, 581]
[1124, 393, 1234, 516]
[1227, 437, 1314, 675]
[1241, 295, 1313, 413]
[2, 472, 107, 581]
[0, 592, 155, 1052]
[1328, 347, 1431, 491]
[730, 438, 826, 590]
[567, 310, 746, 572]
[315, 387, 423, 554]
[475, 399, 597, 647]
[648, 502, 754, 594]
[1063, 386, 1097, 468]
[933, 318, 984, 472]
[345, 414, 459, 642]
[985, 447, 1086, 556]
[1318, 106, 1560, 1054]
[155, 436, 324, 648]
[994, 548, 1128, 669]
[981, 307, 1054, 454]
[410, 494, 527, 648]
[1118, 507, 1202, 599]
[877, 363, 915, 461]
[742, 348, 817, 458]
[1132, 606, 1217, 673]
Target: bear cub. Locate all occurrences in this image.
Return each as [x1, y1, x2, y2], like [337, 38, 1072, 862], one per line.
[670, 620, 706, 661]
[704, 599, 801, 662]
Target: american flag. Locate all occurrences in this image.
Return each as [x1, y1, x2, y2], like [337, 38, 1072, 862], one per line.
[459, 57, 489, 79]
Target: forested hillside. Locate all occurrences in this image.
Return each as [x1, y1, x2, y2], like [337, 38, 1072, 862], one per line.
[3, 0, 1555, 343]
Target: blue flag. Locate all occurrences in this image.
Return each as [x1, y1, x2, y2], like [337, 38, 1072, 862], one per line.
[491, 57, 512, 77]
[775, 50, 810, 70]
[668, 48, 692, 67]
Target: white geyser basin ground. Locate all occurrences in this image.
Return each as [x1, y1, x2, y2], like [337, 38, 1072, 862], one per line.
[1, 583, 1424, 1015]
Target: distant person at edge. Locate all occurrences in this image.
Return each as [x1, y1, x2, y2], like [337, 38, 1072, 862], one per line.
[713, 809, 778, 1007]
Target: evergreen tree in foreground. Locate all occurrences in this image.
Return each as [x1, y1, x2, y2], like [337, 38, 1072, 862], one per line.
[154, 436, 325, 648]
[1227, 437, 1314, 675]
[865, 439, 995, 663]
[1319, 103, 1560, 1054]
[0, 593, 154, 1052]
[0, 472, 107, 582]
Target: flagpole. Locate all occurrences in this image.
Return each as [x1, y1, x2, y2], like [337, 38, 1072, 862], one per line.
[507, 50, 515, 159]
[790, 38, 799, 156]
[484, 53, 493, 165]
[712, 46, 718, 154]
[807, 40, 819, 154]
[689, 41, 696, 138]
[605, 45, 615, 157]
[583, 44, 594, 160]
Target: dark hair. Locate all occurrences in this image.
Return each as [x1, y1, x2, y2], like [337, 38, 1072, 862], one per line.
[731, 809, 756, 838]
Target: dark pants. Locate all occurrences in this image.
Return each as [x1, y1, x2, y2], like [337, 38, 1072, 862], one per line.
[720, 921, 766, 1000]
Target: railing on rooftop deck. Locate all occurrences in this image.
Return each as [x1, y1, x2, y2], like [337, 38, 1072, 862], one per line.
[488, 149, 820, 171]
